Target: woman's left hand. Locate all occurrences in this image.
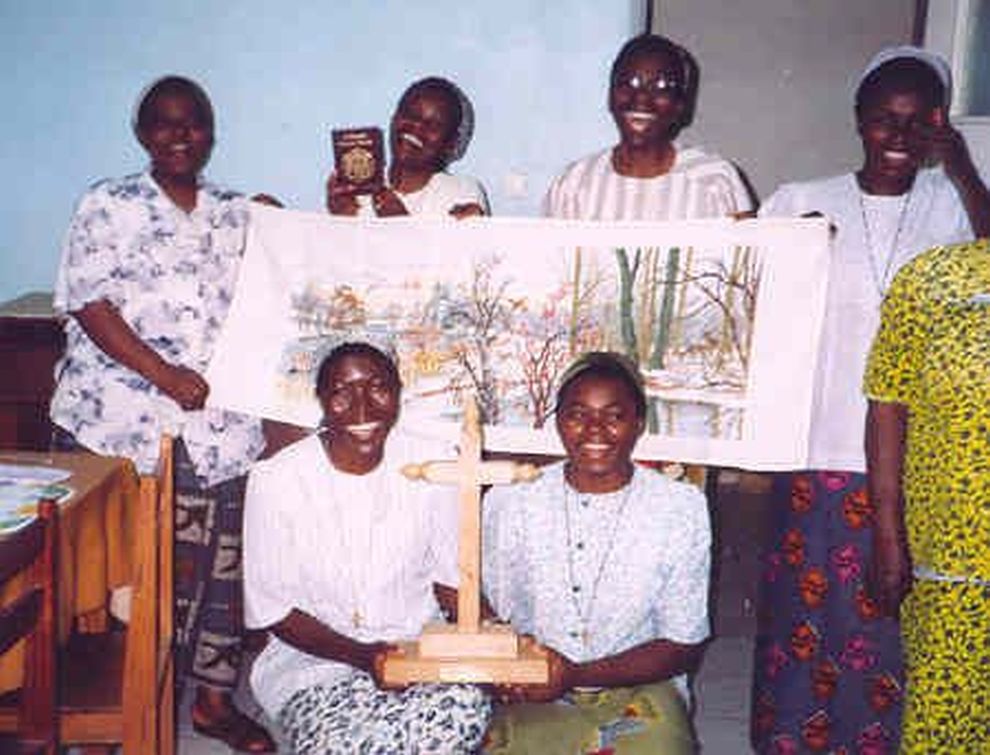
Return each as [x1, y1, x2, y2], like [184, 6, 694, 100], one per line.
[870, 531, 913, 617]
[371, 187, 409, 217]
[251, 193, 284, 208]
[494, 643, 572, 704]
[919, 112, 973, 177]
[449, 202, 485, 220]
[158, 363, 210, 411]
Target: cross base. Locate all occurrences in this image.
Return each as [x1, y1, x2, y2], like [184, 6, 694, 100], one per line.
[382, 623, 549, 685]
[418, 622, 519, 658]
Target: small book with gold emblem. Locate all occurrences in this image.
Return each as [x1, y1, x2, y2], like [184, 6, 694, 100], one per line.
[332, 126, 384, 195]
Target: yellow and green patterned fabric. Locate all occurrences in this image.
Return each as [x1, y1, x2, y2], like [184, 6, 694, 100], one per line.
[864, 239, 990, 580]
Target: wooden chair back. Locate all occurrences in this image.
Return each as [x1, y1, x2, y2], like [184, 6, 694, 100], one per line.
[59, 435, 175, 754]
[124, 433, 175, 753]
[0, 500, 57, 754]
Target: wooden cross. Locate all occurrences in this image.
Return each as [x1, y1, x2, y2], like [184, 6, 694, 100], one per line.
[381, 397, 549, 685]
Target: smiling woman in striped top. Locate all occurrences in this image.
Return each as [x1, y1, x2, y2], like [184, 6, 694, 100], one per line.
[543, 33, 752, 221]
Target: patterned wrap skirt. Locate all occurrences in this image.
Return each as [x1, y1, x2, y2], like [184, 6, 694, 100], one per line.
[750, 471, 904, 754]
[278, 673, 490, 755]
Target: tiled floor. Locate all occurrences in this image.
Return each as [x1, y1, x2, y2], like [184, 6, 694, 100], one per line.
[178, 471, 773, 754]
[694, 472, 772, 753]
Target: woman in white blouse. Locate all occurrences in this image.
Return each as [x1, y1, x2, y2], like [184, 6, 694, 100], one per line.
[751, 47, 990, 755]
[243, 339, 491, 754]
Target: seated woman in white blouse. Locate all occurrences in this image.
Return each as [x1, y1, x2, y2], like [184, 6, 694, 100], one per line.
[243, 339, 490, 754]
[482, 352, 711, 755]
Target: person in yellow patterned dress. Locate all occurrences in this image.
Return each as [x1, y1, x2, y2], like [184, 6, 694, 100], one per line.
[864, 238, 990, 752]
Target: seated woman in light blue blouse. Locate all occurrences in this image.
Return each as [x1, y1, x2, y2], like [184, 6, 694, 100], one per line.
[481, 352, 711, 754]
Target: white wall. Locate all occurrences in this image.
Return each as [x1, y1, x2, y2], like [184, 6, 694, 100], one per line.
[653, 0, 915, 200]
[0, 1, 641, 302]
[9, 2, 966, 303]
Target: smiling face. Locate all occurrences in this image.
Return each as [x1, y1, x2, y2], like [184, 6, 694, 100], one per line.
[317, 346, 400, 474]
[136, 83, 214, 186]
[857, 87, 938, 194]
[556, 372, 644, 493]
[609, 45, 688, 150]
[389, 83, 461, 174]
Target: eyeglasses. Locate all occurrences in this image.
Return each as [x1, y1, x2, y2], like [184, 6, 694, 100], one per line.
[613, 73, 684, 97]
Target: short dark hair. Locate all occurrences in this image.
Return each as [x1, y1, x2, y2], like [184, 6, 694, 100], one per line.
[555, 351, 648, 419]
[134, 75, 214, 133]
[855, 58, 946, 117]
[315, 341, 400, 395]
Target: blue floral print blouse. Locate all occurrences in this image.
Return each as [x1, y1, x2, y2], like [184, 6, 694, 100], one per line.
[51, 172, 264, 485]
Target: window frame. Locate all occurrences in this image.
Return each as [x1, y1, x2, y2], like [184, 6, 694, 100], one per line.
[924, 0, 990, 123]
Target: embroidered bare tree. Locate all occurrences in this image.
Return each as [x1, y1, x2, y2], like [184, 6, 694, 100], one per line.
[672, 245, 761, 387]
[441, 259, 518, 424]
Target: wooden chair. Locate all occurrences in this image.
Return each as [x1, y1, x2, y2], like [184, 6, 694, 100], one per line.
[0, 499, 58, 754]
[59, 435, 176, 754]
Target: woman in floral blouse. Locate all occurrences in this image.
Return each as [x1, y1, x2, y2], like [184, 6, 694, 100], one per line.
[50, 76, 274, 752]
[482, 352, 710, 754]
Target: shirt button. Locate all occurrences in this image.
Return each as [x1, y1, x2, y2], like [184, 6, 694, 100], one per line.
[572, 585, 581, 593]
[576, 541, 585, 550]
[569, 631, 579, 638]
[580, 499, 590, 507]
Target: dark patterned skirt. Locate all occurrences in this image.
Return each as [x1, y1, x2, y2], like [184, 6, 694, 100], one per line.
[750, 471, 904, 754]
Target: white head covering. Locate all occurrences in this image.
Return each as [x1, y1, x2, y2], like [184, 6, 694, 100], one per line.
[857, 45, 953, 107]
[397, 77, 475, 164]
[309, 328, 400, 387]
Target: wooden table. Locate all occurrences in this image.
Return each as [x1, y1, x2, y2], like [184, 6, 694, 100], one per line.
[0, 451, 137, 691]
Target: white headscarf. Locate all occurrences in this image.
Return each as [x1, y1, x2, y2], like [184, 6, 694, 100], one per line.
[857, 45, 953, 107]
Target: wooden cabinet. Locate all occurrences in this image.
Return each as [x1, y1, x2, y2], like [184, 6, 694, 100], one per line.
[0, 293, 65, 450]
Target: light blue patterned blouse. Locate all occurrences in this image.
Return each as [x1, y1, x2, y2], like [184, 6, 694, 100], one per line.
[51, 172, 264, 485]
[482, 462, 711, 699]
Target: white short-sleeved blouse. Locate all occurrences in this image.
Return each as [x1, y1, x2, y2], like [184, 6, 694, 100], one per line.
[759, 169, 972, 472]
[243, 428, 461, 718]
[356, 171, 489, 216]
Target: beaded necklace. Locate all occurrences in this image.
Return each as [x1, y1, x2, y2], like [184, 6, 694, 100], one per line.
[858, 185, 913, 298]
[561, 474, 633, 650]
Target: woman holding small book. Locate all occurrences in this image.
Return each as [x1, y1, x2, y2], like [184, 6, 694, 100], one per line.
[326, 77, 489, 218]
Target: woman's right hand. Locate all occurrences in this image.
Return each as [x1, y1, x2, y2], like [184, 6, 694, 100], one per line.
[370, 187, 409, 217]
[369, 641, 405, 689]
[158, 363, 210, 411]
[326, 172, 360, 216]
